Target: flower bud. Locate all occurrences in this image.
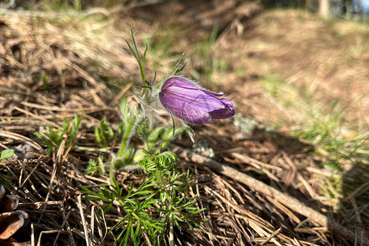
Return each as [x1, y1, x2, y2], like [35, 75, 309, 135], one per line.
[159, 77, 235, 124]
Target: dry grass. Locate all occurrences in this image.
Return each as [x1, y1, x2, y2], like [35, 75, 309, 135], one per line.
[0, 1, 369, 245]
[215, 9, 369, 132]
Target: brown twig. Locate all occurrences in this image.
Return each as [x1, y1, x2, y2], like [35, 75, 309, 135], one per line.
[171, 145, 369, 246]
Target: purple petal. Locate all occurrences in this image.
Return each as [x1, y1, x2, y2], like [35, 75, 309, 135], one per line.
[163, 77, 224, 96]
[161, 77, 199, 90]
[159, 91, 212, 124]
[161, 86, 225, 111]
[159, 76, 235, 124]
[202, 90, 224, 97]
[209, 98, 235, 119]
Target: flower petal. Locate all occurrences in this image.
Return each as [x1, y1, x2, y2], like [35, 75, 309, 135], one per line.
[202, 90, 224, 97]
[159, 91, 212, 124]
[162, 86, 226, 111]
[209, 98, 235, 119]
[163, 77, 224, 96]
[159, 76, 235, 124]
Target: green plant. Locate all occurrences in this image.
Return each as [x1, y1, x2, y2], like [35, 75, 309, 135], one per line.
[194, 23, 218, 59]
[260, 74, 369, 173]
[84, 117, 203, 245]
[94, 119, 115, 148]
[82, 131, 203, 245]
[190, 23, 228, 84]
[85, 157, 105, 176]
[81, 30, 210, 245]
[0, 149, 14, 162]
[35, 114, 82, 155]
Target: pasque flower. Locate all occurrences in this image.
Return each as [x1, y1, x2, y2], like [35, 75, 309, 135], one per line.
[159, 77, 235, 124]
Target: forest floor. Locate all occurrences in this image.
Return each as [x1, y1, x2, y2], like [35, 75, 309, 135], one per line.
[0, 0, 369, 245]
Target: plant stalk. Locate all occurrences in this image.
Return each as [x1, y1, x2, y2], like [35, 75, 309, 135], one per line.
[118, 114, 137, 158]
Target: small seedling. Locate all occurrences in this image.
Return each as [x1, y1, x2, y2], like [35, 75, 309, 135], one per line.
[85, 157, 105, 176]
[94, 119, 115, 148]
[35, 114, 82, 155]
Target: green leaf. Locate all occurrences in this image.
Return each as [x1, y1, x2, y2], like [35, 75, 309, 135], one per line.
[100, 119, 107, 131]
[155, 53, 186, 89]
[108, 127, 114, 137]
[41, 73, 48, 90]
[173, 61, 188, 76]
[148, 127, 165, 143]
[35, 114, 82, 155]
[0, 149, 14, 161]
[122, 146, 135, 165]
[186, 126, 195, 143]
[103, 203, 113, 213]
[147, 127, 166, 151]
[94, 127, 102, 145]
[118, 122, 126, 135]
[160, 126, 186, 151]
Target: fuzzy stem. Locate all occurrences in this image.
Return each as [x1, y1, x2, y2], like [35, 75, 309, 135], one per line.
[109, 157, 116, 185]
[118, 114, 137, 158]
[110, 113, 138, 184]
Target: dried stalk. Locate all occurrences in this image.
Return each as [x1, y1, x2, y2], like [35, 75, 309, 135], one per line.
[172, 145, 369, 246]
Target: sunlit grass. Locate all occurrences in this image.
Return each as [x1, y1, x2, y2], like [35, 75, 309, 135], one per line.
[260, 73, 369, 167]
[260, 72, 369, 212]
[189, 24, 228, 86]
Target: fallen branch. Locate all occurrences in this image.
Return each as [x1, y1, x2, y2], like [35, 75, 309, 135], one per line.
[171, 145, 369, 246]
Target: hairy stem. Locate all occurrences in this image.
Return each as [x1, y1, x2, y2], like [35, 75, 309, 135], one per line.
[109, 114, 138, 183]
[118, 114, 137, 158]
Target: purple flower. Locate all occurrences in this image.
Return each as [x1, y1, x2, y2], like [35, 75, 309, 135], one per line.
[159, 77, 235, 125]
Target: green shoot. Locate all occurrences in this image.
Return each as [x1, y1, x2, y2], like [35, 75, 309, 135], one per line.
[94, 119, 115, 148]
[85, 157, 105, 176]
[35, 114, 82, 155]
